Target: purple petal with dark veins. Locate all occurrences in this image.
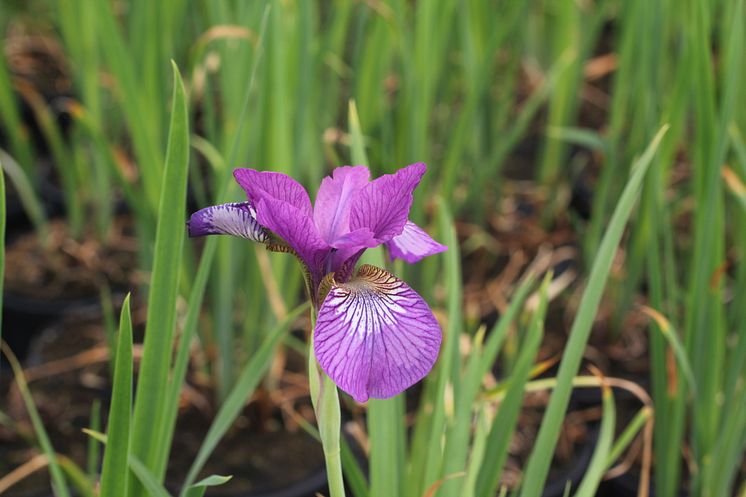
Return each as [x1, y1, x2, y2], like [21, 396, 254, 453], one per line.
[327, 227, 378, 274]
[349, 163, 426, 244]
[255, 196, 329, 284]
[314, 264, 442, 402]
[187, 201, 269, 242]
[386, 221, 447, 263]
[313, 166, 370, 245]
[234, 168, 313, 216]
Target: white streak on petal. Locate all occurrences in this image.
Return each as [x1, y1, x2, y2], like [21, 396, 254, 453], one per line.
[314, 264, 442, 402]
[188, 202, 269, 242]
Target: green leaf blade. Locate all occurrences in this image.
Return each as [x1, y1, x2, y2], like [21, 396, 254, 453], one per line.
[100, 295, 134, 497]
[517, 125, 668, 497]
[130, 62, 190, 494]
[180, 303, 309, 493]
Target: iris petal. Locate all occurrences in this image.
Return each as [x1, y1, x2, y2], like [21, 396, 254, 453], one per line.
[254, 197, 330, 288]
[386, 221, 447, 263]
[314, 264, 442, 402]
[314, 166, 371, 244]
[187, 201, 269, 242]
[234, 168, 313, 216]
[349, 163, 426, 243]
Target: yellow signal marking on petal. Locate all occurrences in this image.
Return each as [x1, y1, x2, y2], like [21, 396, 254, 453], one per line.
[317, 272, 336, 304]
[352, 264, 400, 292]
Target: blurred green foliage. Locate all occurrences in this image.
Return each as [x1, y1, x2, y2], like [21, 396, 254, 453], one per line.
[0, 0, 745, 496]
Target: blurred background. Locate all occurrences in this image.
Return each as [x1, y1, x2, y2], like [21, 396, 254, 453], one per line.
[0, 0, 745, 496]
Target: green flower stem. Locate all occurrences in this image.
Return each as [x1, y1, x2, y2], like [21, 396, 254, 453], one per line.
[308, 311, 346, 497]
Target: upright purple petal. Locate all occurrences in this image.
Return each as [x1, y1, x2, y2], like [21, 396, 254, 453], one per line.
[386, 221, 447, 263]
[313, 166, 371, 244]
[254, 197, 329, 284]
[349, 163, 426, 243]
[234, 168, 313, 216]
[314, 264, 442, 402]
[187, 201, 269, 242]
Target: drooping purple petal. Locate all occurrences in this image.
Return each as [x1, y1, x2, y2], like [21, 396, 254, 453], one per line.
[254, 197, 329, 284]
[187, 201, 269, 242]
[349, 163, 426, 243]
[234, 168, 313, 216]
[386, 221, 447, 263]
[314, 264, 442, 402]
[313, 166, 370, 245]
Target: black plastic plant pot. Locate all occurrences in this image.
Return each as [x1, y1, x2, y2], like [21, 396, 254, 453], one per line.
[209, 469, 328, 497]
[1, 292, 102, 369]
[601, 472, 690, 497]
[539, 423, 600, 497]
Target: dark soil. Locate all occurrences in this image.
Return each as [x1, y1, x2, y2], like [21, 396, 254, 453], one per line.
[4, 217, 140, 304]
[0, 312, 325, 497]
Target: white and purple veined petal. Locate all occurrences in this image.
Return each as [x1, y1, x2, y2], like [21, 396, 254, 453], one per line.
[314, 264, 442, 403]
[386, 220, 447, 263]
[187, 201, 269, 242]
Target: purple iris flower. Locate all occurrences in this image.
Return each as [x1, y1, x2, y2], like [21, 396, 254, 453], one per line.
[187, 163, 446, 402]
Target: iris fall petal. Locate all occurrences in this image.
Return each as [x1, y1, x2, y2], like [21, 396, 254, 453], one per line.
[314, 264, 442, 402]
[187, 201, 269, 242]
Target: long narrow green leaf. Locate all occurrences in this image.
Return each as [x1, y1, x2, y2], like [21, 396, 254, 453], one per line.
[92, 0, 163, 212]
[573, 383, 616, 497]
[100, 295, 133, 497]
[153, 239, 217, 477]
[474, 274, 550, 497]
[605, 407, 652, 469]
[84, 430, 172, 497]
[462, 406, 491, 497]
[184, 475, 233, 497]
[517, 125, 668, 497]
[57, 456, 96, 497]
[0, 149, 47, 240]
[340, 435, 370, 497]
[0, 343, 71, 497]
[349, 98, 403, 497]
[130, 457, 174, 497]
[478, 275, 536, 379]
[179, 303, 309, 494]
[0, 50, 34, 178]
[368, 395, 403, 497]
[130, 62, 190, 495]
[86, 400, 101, 483]
[415, 198, 462, 495]
[642, 307, 696, 395]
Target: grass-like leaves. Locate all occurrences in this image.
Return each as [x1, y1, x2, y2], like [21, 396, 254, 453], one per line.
[129, 62, 190, 495]
[99, 295, 133, 497]
[516, 125, 668, 497]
